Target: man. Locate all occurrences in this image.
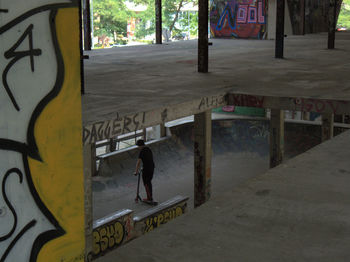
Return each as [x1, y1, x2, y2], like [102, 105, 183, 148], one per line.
[134, 139, 155, 201]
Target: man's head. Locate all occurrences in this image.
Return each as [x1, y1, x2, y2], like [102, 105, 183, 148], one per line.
[136, 139, 145, 147]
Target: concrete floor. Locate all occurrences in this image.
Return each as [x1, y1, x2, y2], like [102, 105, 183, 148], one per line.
[97, 129, 350, 262]
[83, 32, 350, 127]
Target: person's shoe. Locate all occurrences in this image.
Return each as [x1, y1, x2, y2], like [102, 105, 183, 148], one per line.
[143, 198, 153, 202]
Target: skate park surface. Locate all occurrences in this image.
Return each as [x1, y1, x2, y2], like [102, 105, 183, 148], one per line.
[83, 32, 350, 130]
[96, 128, 350, 262]
[92, 118, 345, 220]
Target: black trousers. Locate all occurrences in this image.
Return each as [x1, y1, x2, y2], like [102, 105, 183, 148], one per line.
[142, 169, 154, 200]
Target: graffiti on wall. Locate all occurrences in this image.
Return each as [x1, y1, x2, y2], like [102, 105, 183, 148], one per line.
[92, 212, 133, 258]
[83, 94, 226, 145]
[210, 0, 266, 39]
[294, 98, 349, 114]
[230, 94, 265, 108]
[143, 204, 187, 234]
[0, 1, 84, 262]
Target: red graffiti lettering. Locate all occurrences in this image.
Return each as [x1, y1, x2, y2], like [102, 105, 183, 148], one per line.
[232, 95, 264, 108]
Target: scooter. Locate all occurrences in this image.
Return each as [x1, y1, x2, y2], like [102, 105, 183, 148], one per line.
[134, 170, 158, 206]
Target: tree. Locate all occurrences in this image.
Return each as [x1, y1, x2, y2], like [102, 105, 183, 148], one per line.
[93, 0, 132, 43]
[130, 0, 198, 41]
[92, 0, 198, 45]
[338, 0, 350, 29]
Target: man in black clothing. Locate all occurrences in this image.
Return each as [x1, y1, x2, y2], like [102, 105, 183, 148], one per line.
[134, 139, 155, 201]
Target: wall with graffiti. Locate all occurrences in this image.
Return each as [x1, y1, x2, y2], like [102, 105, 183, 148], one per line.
[133, 197, 188, 237]
[210, 0, 267, 39]
[91, 197, 188, 260]
[0, 1, 84, 262]
[92, 210, 133, 260]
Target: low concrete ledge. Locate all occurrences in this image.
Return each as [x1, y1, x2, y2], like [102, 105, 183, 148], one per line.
[92, 209, 134, 259]
[91, 196, 189, 260]
[133, 195, 189, 236]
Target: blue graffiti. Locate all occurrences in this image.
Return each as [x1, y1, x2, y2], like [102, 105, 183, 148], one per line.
[216, 3, 237, 31]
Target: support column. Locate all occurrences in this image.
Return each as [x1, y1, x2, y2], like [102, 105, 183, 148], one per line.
[275, 0, 285, 58]
[300, 0, 305, 35]
[155, 0, 162, 44]
[198, 0, 209, 72]
[82, 0, 92, 50]
[83, 143, 95, 261]
[160, 123, 167, 137]
[194, 110, 212, 207]
[143, 128, 147, 141]
[108, 138, 116, 153]
[328, 0, 337, 49]
[322, 113, 334, 141]
[270, 109, 284, 168]
[302, 111, 310, 120]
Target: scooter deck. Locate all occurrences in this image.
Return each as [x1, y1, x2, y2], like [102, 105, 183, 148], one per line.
[135, 196, 158, 206]
[141, 200, 158, 206]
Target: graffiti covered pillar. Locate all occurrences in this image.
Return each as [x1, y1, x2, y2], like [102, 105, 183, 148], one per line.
[194, 110, 212, 207]
[0, 1, 85, 262]
[322, 113, 334, 142]
[83, 144, 96, 260]
[270, 109, 285, 168]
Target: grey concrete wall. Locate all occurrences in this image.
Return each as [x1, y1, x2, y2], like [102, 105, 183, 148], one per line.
[287, 0, 343, 34]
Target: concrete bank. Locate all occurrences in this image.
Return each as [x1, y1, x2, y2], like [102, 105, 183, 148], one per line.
[97, 130, 350, 262]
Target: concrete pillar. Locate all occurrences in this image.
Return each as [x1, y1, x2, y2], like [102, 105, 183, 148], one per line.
[328, 0, 337, 49]
[300, 0, 305, 35]
[198, 0, 209, 72]
[302, 111, 310, 120]
[275, 0, 285, 58]
[194, 110, 212, 207]
[155, 0, 162, 44]
[322, 113, 334, 141]
[160, 123, 167, 137]
[108, 138, 116, 153]
[83, 143, 95, 260]
[143, 128, 147, 141]
[270, 109, 285, 168]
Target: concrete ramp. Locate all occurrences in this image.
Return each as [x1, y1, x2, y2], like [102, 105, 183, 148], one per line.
[93, 119, 271, 192]
[96, 130, 350, 262]
[93, 119, 345, 219]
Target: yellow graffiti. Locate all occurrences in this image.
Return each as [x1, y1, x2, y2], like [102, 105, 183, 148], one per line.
[145, 206, 184, 233]
[93, 221, 125, 256]
[28, 7, 84, 262]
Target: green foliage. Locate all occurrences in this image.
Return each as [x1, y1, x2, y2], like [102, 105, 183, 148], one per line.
[177, 11, 198, 37]
[338, 0, 350, 28]
[93, 0, 198, 43]
[130, 0, 198, 40]
[93, 0, 132, 39]
[132, 1, 156, 39]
